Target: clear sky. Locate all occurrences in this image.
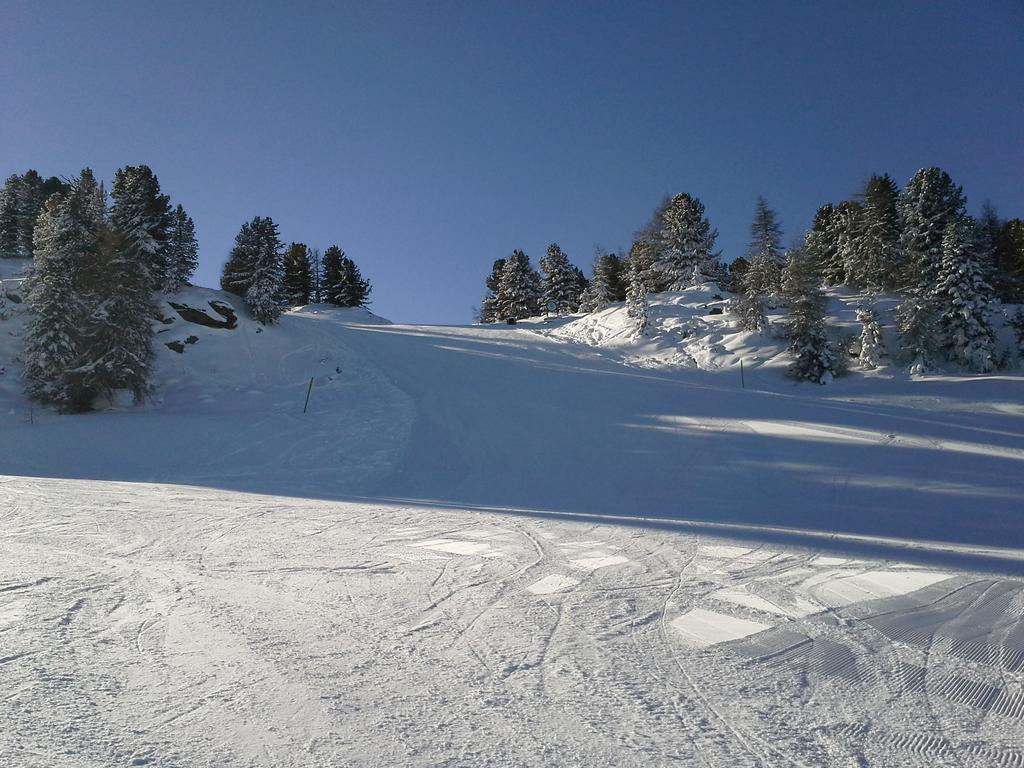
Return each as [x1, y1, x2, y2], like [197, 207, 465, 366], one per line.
[3, 1, 1022, 324]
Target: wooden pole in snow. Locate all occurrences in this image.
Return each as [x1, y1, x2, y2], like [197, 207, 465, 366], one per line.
[303, 377, 314, 413]
[740, 359, 745, 389]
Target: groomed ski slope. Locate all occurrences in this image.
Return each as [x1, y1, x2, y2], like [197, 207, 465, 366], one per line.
[2, 275, 1024, 767]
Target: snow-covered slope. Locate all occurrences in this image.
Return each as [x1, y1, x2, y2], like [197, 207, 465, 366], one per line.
[3, 262, 1024, 767]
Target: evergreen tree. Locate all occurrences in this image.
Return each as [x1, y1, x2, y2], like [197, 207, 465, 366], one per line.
[1008, 309, 1024, 353]
[896, 168, 966, 371]
[479, 258, 506, 323]
[321, 246, 371, 307]
[495, 249, 541, 320]
[724, 256, 749, 293]
[895, 295, 939, 375]
[0, 175, 18, 259]
[22, 170, 106, 409]
[744, 197, 785, 296]
[571, 265, 589, 308]
[110, 165, 172, 291]
[163, 204, 199, 292]
[730, 289, 768, 333]
[282, 242, 313, 305]
[579, 251, 624, 312]
[650, 193, 719, 290]
[850, 175, 903, 290]
[993, 219, 1024, 303]
[899, 167, 966, 290]
[73, 224, 156, 403]
[624, 259, 649, 337]
[540, 243, 583, 314]
[976, 202, 1002, 289]
[856, 300, 884, 369]
[834, 200, 864, 289]
[309, 247, 323, 303]
[781, 248, 839, 383]
[805, 203, 845, 287]
[935, 218, 996, 372]
[221, 216, 284, 324]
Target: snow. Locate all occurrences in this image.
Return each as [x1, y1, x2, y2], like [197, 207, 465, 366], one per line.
[2, 264, 1024, 766]
[671, 608, 772, 647]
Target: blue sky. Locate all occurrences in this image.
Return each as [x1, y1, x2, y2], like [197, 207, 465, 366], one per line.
[3, 1, 1022, 323]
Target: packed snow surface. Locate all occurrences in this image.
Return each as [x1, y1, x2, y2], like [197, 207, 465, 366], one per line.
[2, 265, 1024, 766]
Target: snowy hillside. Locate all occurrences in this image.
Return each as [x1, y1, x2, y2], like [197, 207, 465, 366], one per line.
[3, 260, 1024, 767]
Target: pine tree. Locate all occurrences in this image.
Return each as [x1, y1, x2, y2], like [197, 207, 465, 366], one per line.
[993, 219, 1024, 303]
[0, 175, 19, 259]
[896, 168, 966, 371]
[744, 197, 785, 296]
[935, 218, 996, 373]
[782, 248, 839, 383]
[895, 295, 939, 375]
[803, 204, 842, 286]
[650, 193, 718, 290]
[1008, 308, 1024, 352]
[495, 249, 541, 320]
[72, 224, 156, 403]
[22, 170, 106, 409]
[899, 167, 967, 290]
[850, 175, 903, 291]
[624, 259, 649, 337]
[309, 247, 323, 303]
[856, 300, 884, 369]
[579, 251, 624, 312]
[221, 216, 284, 324]
[282, 242, 313, 305]
[479, 258, 506, 323]
[833, 200, 865, 289]
[163, 204, 199, 292]
[321, 246, 371, 307]
[540, 243, 583, 314]
[110, 165, 172, 291]
[730, 290, 768, 333]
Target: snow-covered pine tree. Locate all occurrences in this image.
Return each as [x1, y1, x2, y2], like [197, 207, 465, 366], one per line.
[895, 168, 967, 371]
[479, 258, 506, 322]
[495, 249, 541, 321]
[579, 251, 623, 312]
[856, 299, 884, 369]
[72, 224, 156, 404]
[221, 216, 284, 324]
[624, 259, 649, 337]
[895, 294, 939, 375]
[802, 204, 843, 286]
[163, 204, 199, 292]
[282, 242, 313, 305]
[0, 175, 19, 259]
[22, 170, 106, 409]
[651, 193, 719, 290]
[782, 248, 839, 383]
[743, 197, 785, 297]
[832, 200, 864, 289]
[899, 167, 966, 291]
[730, 289, 768, 333]
[110, 165, 173, 292]
[935, 218, 996, 373]
[849, 175, 903, 291]
[540, 243, 583, 314]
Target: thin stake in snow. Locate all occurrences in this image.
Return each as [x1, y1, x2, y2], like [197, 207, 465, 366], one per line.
[303, 377, 314, 413]
[740, 359, 745, 389]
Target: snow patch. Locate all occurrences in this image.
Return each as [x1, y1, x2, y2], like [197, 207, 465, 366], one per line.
[526, 575, 580, 595]
[671, 608, 772, 647]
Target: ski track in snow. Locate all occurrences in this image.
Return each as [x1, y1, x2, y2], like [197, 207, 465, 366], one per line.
[2, 478, 1023, 767]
